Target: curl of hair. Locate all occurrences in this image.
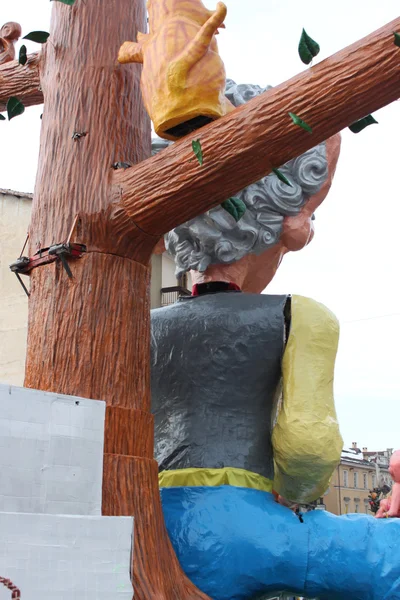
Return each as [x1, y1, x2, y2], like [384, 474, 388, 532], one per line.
[154, 80, 328, 275]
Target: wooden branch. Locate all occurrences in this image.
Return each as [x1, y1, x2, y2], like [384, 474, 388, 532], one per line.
[0, 53, 43, 111]
[114, 17, 400, 237]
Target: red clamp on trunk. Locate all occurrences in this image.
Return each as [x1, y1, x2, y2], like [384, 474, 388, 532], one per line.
[9, 242, 87, 296]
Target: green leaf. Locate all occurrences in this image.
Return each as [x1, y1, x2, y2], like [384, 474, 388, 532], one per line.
[192, 139, 203, 166]
[272, 168, 293, 187]
[7, 97, 25, 120]
[348, 114, 378, 134]
[298, 28, 320, 65]
[23, 31, 50, 43]
[288, 111, 312, 133]
[394, 32, 400, 48]
[51, 0, 76, 4]
[221, 197, 246, 222]
[18, 45, 27, 66]
[0, 114, 5, 121]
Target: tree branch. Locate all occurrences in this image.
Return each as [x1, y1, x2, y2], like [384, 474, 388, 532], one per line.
[114, 17, 400, 237]
[0, 53, 43, 112]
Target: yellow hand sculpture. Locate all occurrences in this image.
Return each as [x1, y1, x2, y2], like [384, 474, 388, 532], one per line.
[118, 0, 234, 140]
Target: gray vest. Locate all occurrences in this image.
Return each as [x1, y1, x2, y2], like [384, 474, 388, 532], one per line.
[151, 292, 288, 479]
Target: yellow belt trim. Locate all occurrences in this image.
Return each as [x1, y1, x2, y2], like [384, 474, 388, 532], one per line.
[158, 467, 273, 493]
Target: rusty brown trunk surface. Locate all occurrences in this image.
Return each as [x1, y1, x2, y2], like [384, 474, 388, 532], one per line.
[0, 52, 42, 111]
[24, 1, 209, 598]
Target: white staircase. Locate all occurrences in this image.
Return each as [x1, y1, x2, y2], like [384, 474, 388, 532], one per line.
[0, 384, 134, 598]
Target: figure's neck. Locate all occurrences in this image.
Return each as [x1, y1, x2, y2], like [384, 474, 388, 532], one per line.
[190, 245, 285, 294]
[192, 281, 241, 296]
[190, 261, 248, 290]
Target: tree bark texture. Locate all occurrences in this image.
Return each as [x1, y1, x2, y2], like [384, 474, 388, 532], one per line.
[114, 16, 400, 236]
[103, 455, 211, 600]
[23, 1, 209, 598]
[25, 0, 151, 408]
[0, 53, 42, 112]
[25, 253, 151, 408]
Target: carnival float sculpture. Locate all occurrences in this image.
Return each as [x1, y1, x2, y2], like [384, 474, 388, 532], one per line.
[119, 1, 400, 597]
[149, 83, 400, 600]
[1, 0, 400, 598]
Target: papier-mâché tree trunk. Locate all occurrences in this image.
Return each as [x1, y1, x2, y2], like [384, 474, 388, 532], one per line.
[22, 1, 210, 598]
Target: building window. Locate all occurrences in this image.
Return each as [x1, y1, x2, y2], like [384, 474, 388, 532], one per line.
[344, 502, 349, 514]
[355, 503, 359, 513]
[177, 272, 188, 289]
[372, 475, 376, 488]
[343, 470, 348, 487]
[354, 472, 359, 488]
[363, 473, 368, 489]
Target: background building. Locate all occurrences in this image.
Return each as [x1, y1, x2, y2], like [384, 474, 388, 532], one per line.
[0, 189, 32, 386]
[0, 189, 191, 386]
[324, 442, 392, 515]
[151, 252, 192, 309]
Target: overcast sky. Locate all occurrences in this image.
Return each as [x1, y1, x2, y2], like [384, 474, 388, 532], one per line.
[1, 1, 399, 451]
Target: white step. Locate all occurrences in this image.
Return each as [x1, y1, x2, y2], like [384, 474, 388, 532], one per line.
[0, 384, 106, 515]
[0, 512, 133, 599]
[0, 385, 134, 598]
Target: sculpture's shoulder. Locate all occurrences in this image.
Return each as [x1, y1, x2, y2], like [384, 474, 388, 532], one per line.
[151, 293, 289, 341]
[151, 294, 338, 331]
[151, 292, 288, 317]
[289, 295, 339, 336]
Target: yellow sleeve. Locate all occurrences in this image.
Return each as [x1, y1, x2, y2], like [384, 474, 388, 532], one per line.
[272, 295, 343, 503]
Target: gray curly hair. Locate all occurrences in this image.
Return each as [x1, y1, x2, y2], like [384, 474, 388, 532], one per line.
[152, 79, 329, 276]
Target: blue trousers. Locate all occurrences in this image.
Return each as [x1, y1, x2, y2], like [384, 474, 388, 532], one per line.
[161, 485, 400, 600]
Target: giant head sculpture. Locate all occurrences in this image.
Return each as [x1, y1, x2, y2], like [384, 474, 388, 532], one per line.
[156, 80, 341, 292]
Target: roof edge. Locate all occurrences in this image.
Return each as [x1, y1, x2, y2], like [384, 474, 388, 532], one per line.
[0, 188, 33, 200]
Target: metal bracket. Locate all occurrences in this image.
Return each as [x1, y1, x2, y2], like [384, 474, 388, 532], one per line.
[48, 242, 83, 278]
[9, 256, 30, 273]
[9, 218, 86, 295]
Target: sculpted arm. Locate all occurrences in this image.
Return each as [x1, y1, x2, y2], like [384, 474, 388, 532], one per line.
[387, 452, 400, 517]
[272, 296, 343, 503]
